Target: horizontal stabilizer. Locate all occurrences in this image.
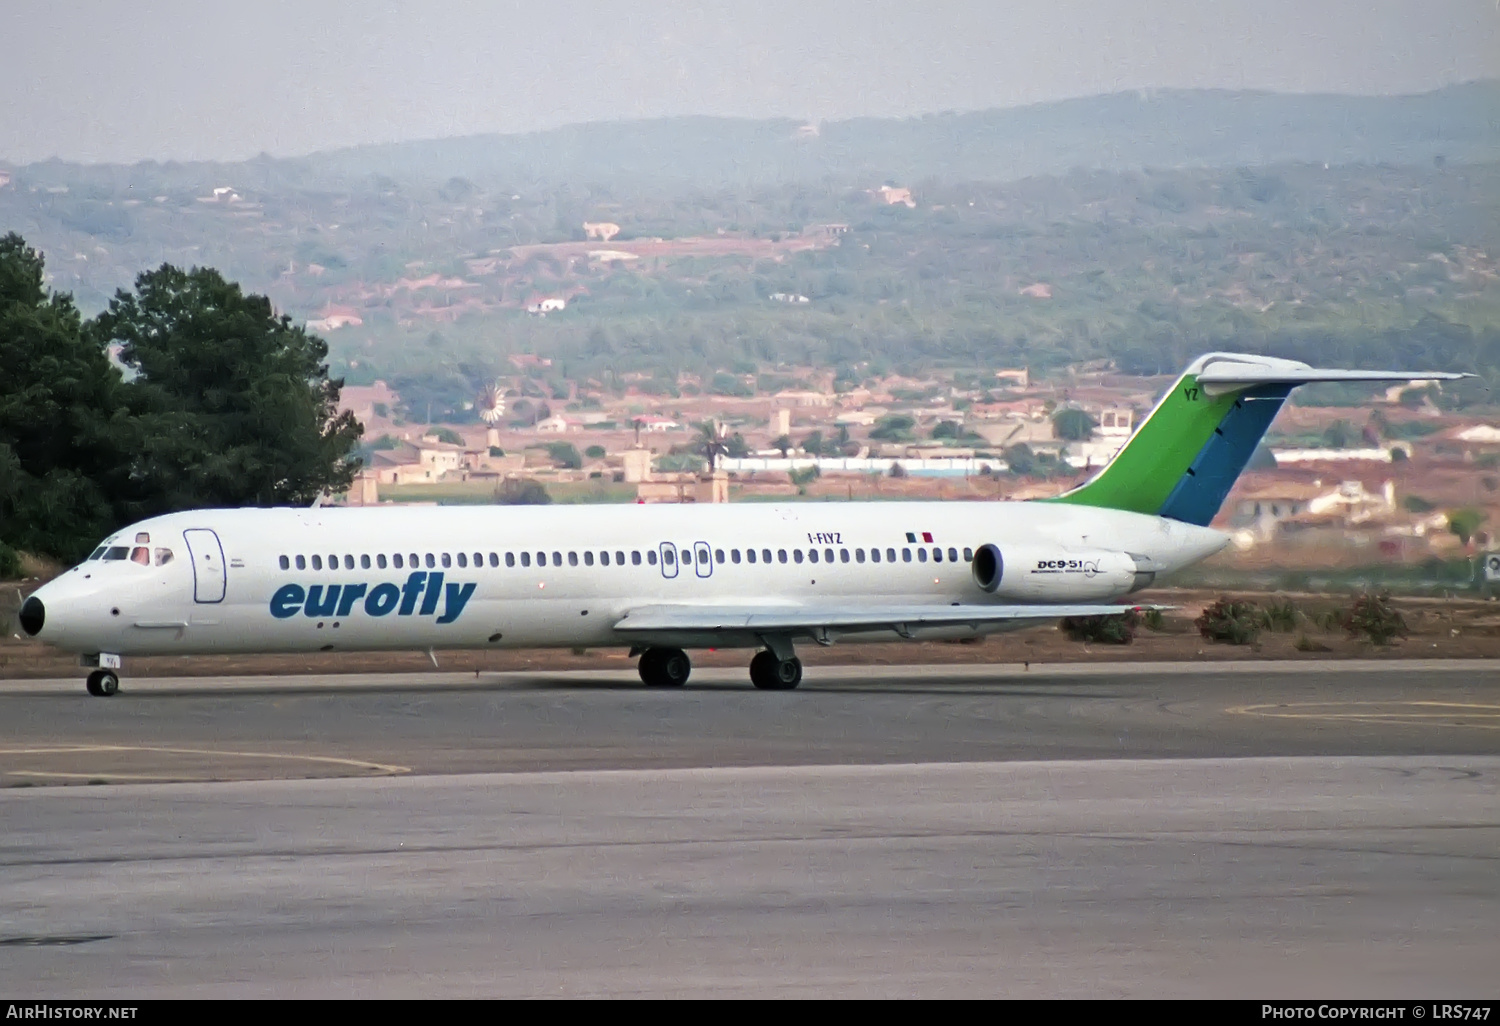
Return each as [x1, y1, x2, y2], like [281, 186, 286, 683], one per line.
[1195, 362, 1471, 398]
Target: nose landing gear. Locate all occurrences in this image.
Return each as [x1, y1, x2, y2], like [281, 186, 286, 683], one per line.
[85, 670, 120, 697]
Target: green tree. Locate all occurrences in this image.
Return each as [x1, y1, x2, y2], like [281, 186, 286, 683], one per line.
[1447, 507, 1487, 547]
[584, 444, 607, 459]
[1051, 408, 1098, 442]
[92, 264, 363, 511]
[544, 441, 583, 469]
[771, 434, 793, 457]
[0, 234, 128, 561]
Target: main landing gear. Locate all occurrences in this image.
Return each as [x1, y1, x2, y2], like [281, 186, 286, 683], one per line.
[638, 647, 692, 687]
[85, 669, 120, 697]
[634, 644, 804, 690]
[749, 650, 802, 691]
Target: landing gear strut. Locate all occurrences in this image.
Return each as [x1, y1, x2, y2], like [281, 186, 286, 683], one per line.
[638, 647, 691, 687]
[85, 669, 120, 697]
[749, 650, 802, 690]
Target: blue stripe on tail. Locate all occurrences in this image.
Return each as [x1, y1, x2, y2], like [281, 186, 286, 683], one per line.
[1157, 384, 1293, 526]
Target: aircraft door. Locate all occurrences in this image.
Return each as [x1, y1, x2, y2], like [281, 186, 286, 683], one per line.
[658, 542, 679, 579]
[183, 529, 227, 603]
[694, 541, 712, 578]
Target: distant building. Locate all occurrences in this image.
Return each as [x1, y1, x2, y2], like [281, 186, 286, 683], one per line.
[993, 368, 1030, 390]
[307, 305, 364, 332]
[875, 185, 916, 208]
[1018, 283, 1053, 299]
[768, 292, 810, 304]
[583, 221, 621, 242]
[525, 297, 567, 315]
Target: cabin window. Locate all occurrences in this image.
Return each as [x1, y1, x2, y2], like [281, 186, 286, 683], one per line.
[312, 555, 323, 570]
[457, 553, 467, 568]
[824, 548, 834, 563]
[568, 552, 579, 567]
[130, 546, 150, 566]
[901, 549, 912, 563]
[932, 548, 943, 563]
[490, 553, 499, 567]
[870, 549, 879, 563]
[948, 548, 959, 563]
[441, 553, 452, 569]
[963, 547, 973, 562]
[746, 549, 756, 564]
[393, 554, 404, 569]
[731, 549, 741, 564]
[521, 552, 531, 567]
[103, 546, 129, 561]
[793, 549, 804, 564]
[378, 554, 388, 569]
[886, 548, 897, 562]
[535, 552, 546, 567]
[154, 548, 174, 566]
[551, 551, 562, 566]
[918, 549, 928, 563]
[663, 548, 675, 565]
[409, 553, 419, 568]
[715, 548, 725, 563]
[279, 555, 290, 570]
[680, 549, 691, 565]
[855, 548, 865, 563]
[295, 555, 307, 570]
[632, 551, 642, 566]
[616, 551, 625, 565]
[360, 554, 371, 569]
[646, 550, 656, 565]
[505, 553, 515, 567]
[808, 549, 819, 563]
[584, 552, 594, 567]
[840, 548, 850, 563]
[474, 552, 483, 566]
[425, 554, 436, 569]
[599, 551, 609, 566]
[328, 554, 338, 569]
[340, 554, 351, 570]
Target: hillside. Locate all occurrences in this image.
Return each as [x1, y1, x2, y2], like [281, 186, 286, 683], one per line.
[2, 84, 1498, 413]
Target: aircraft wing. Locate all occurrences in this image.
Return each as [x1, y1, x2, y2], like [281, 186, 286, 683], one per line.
[613, 602, 1147, 645]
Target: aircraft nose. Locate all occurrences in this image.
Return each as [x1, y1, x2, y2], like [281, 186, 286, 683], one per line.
[18, 596, 45, 637]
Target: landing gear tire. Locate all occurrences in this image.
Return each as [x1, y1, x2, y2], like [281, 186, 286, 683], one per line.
[85, 670, 119, 697]
[749, 651, 802, 690]
[639, 647, 691, 687]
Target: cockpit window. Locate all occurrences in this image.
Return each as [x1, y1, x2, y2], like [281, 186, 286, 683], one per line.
[88, 547, 106, 560]
[102, 546, 130, 561]
[130, 546, 150, 565]
[135, 532, 151, 544]
[154, 548, 174, 566]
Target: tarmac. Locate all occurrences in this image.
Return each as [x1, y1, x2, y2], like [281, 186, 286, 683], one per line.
[1, 661, 1497, 997]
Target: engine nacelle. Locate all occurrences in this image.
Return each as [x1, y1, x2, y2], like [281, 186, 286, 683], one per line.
[971, 544, 1151, 601]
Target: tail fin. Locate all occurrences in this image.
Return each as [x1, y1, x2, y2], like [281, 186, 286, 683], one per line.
[1049, 353, 1469, 526]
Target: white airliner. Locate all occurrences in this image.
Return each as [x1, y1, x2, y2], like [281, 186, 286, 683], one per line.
[19, 353, 1464, 695]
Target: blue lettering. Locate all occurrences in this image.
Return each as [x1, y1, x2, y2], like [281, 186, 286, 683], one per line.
[270, 583, 305, 618]
[364, 583, 400, 617]
[419, 571, 444, 616]
[335, 582, 368, 617]
[436, 581, 477, 624]
[303, 584, 340, 618]
[398, 572, 427, 615]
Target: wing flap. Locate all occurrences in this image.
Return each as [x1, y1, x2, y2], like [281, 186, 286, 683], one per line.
[615, 602, 1148, 638]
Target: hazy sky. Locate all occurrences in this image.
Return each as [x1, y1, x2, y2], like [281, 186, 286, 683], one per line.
[3, 0, 1497, 165]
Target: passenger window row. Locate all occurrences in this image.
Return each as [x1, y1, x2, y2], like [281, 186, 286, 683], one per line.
[276, 546, 974, 572]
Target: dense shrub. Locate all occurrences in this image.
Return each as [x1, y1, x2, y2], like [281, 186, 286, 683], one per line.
[1060, 609, 1139, 645]
[1341, 592, 1408, 645]
[1259, 597, 1301, 632]
[1195, 597, 1262, 645]
[1142, 607, 1167, 632]
[0, 542, 21, 580]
